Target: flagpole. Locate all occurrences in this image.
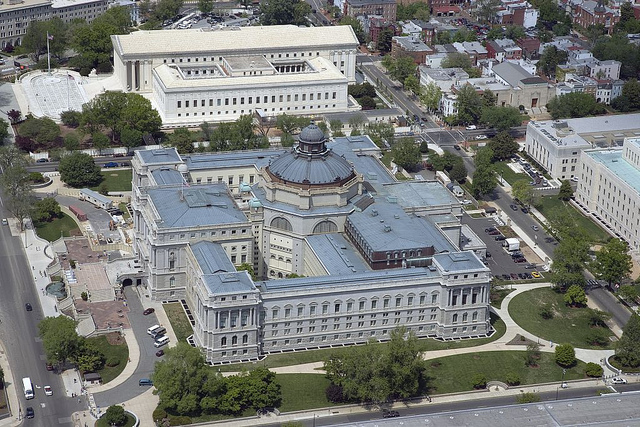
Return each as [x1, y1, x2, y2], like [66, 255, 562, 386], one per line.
[46, 32, 51, 75]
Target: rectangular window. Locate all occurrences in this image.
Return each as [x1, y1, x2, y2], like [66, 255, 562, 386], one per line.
[359, 301, 365, 311]
[334, 303, 340, 313]
[322, 305, 328, 314]
[371, 300, 377, 309]
[185, 100, 189, 108]
[347, 302, 353, 312]
[177, 101, 181, 108]
[384, 299, 389, 308]
[310, 306, 316, 315]
[396, 298, 401, 307]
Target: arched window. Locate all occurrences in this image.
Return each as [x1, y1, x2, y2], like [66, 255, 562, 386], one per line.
[462, 313, 468, 323]
[242, 334, 248, 344]
[169, 251, 175, 270]
[169, 277, 175, 288]
[472, 311, 478, 322]
[232, 336, 238, 345]
[221, 337, 227, 346]
[271, 217, 293, 231]
[452, 314, 458, 324]
[313, 220, 338, 234]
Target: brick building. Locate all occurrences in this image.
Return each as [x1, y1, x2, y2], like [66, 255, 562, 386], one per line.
[572, 0, 619, 35]
[344, 0, 397, 21]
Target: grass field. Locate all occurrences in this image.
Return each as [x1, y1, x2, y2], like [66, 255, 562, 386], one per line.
[90, 170, 132, 192]
[218, 314, 506, 372]
[427, 351, 587, 394]
[276, 374, 339, 412]
[536, 196, 610, 243]
[86, 334, 129, 384]
[35, 213, 80, 241]
[508, 288, 614, 349]
[493, 161, 530, 185]
[163, 303, 193, 343]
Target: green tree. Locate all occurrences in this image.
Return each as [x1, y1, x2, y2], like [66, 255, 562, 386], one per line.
[391, 138, 421, 171]
[547, 92, 603, 119]
[588, 309, 610, 327]
[61, 110, 82, 128]
[455, 84, 482, 125]
[349, 83, 376, 99]
[404, 75, 421, 95]
[591, 239, 632, 288]
[564, 284, 587, 306]
[471, 164, 496, 198]
[616, 314, 640, 368]
[32, 197, 61, 224]
[481, 89, 497, 108]
[92, 132, 110, 155]
[558, 179, 574, 200]
[397, 1, 430, 21]
[505, 25, 525, 41]
[476, 0, 501, 23]
[441, 52, 472, 70]
[505, 372, 520, 386]
[488, 131, 519, 160]
[550, 234, 590, 290]
[481, 106, 522, 131]
[198, 0, 213, 14]
[38, 316, 85, 364]
[449, 159, 468, 182]
[152, 342, 210, 414]
[58, 152, 103, 188]
[475, 145, 494, 168]
[260, 0, 311, 26]
[330, 119, 344, 137]
[591, 34, 640, 80]
[169, 128, 195, 154]
[525, 343, 541, 367]
[18, 116, 61, 145]
[377, 28, 394, 53]
[0, 118, 9, 143]
[23, 18, 68, 61]
[511, 179, 536, 208]
[585, 362, 604, 377]
[619, 285, 639, 303]
[340, 16, 366, 44]
[612, 79, 640, 112]
[348, 113, 366, 131]
[365, 121, 395, 148]
[537, 45, 568, 79]
[76, 343, 105, 373]
[103, 405, 127, 426]
[555, 343, 576, 368]
[420, 82, 442, 113]
[236, 263, 257, 280]
[120, 127, 143, 150]
[389, 56, 417, 83]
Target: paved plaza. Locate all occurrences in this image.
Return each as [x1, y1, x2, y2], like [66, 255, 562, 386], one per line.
[20, 70, 89, 120]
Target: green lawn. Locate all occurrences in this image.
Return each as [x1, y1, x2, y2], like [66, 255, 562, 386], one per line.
[86, 334, 129, 384]
[493, 161, 529, 185]
[276, 374, 340, 412]
[163, 303, 193, 343]
[508, 288, 614, 349]
[218, 314, 506, 372]
[491, 287, 515, 308]
[536, 196, 610, 243]
[90, 170, 132, 192]
[427, 351, 587, 394]
[35, 213, 80, 242]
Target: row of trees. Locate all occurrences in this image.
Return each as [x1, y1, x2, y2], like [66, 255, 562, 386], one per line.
[427, 150, 468, 183]
[448, 85, 524, 128]
[152, 343, 281, 416]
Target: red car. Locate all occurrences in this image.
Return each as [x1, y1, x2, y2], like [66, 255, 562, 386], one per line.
[46, 363, 54, 371]
[155, 350, 164, 357]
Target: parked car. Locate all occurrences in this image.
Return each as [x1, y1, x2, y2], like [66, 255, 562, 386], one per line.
[156, 350, 165, 357]
[502, 274, 511, 280]
[465, 125, 477, 130]
[525, 264, 536, 269]
[518, 273, 526, 279]
[611, 377, 627, 384]
[143, 308, 155, 315]
[484, 227, 497, 233]
[531, 271, 541, 278]
[514, 257, 527, 263]
[510, 204, 518, 211]
[510, 273, 519, 280]
[103, 162, 118, 168]
[46, 363, 54, 371]
[531, 225, 539, 231]
[485, 251, 491, 258]
[44, 386, 53, 396]
[25, 407, 34, 419]
[25, 303, 32, 311]
[474, 135, 488, 140]
[36, 158, 49, 163]
[525, 273, 533, 279]
[521, 207, 529, 213]
[495, 235, 506, 241]
[488, 230, 501, 235]
[382, 410, 400, 418]
[2, 218, 7, 226]
[454, 144, 461, 150]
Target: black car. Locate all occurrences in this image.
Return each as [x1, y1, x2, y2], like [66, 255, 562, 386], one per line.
[156, 350, 165, 357]
[484, 227, 497, 233]
[514, 257, 527, 263]
[143, 308, 155, 315]
[485, 251, 491, 258]
[495, 235, 506, 241]
[525, 273, 534, 279]
[25, 303, 33, 311]
[502, 274, 511, 280]
[25, 407, 34, 419]
[454, 144, 461, 150]
[382, 410, 400, 418]
[518, 273, 527, 279]
[521, 207, 529, 213]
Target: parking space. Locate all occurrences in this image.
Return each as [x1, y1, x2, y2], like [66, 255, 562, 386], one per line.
[462, 213, 545, 281]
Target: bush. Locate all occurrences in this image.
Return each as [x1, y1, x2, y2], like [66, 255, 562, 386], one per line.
[516, 392, 541, 404]
[539, 305, 553, 319]
[167, 415, 192, 426]
[105, 356, 120, 367]
[505, 372, 521, 386]
[555, 344, 576, 368]
[60, 111, 82, 128]
[471, 374, 487, 389]
[325, 383, 345, 403]
[585, 362, 604, 377]
[586, 330, 610, 347]
[152, 408, 167, 422]
[81, 291, 88, 301]
[103, 405, 126, 426]
[28, 172, 46, 183]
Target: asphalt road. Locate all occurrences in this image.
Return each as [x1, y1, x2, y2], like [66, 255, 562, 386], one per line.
[26, 156, 132, 173]
[93, 286, 164, 408]
[0, 191, 83, 426]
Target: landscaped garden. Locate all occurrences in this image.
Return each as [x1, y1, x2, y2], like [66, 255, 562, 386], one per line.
[163, 303, 194, 343]
[86, 333, 129, 384]
[508, 288, 615, 349]
[536, 196, 610, 243]
[35, 212, 80, 241]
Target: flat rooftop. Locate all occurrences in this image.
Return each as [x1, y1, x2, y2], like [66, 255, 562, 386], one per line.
[381, 181, 460, 208]
[137, 148, 182, 166]
[146, 184, 249, 229]
[112, 25, 359, 58]
[585, 147, 640, 194]
[184, 149, 287, 171]
[305, 233, 371, 275]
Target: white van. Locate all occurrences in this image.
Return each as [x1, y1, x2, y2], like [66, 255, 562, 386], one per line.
[154, 336, 169, 348]
[22, 377, 34, 399]
[147, 325, 161, 336]
[151, 327, 166, 338]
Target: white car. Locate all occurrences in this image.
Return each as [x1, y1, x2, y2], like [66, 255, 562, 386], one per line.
[474, 135, 488, 140]
[44, 385, 53, 396]
[1, 218, 7, 226]
[611, 377, 627, 384]
[465, 125, 477, 130]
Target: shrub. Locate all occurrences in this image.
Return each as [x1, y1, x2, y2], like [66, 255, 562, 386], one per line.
[81, 292, 88, 301]
[325, 383, 345, 403]
[516, 392, 541, 404]
[28, 172, 45, 183]
[60, 111, 82, 128]
[70, 260, 76, 268]
[103, 405, 126, 426]
[152, 408, 167, 422]
[564, 285, 587, 307]
[471, 374, 487, 389]
[505, 372, 521, 386]
[105, 356, 120, 367]
[586, 330, 610, 347]
[555, 344, 576, 368]
[167, 415, 192, 426]
[539, 305, 553, 319]
[585, 362, 604, 377]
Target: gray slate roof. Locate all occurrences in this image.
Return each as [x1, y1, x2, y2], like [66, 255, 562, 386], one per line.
[381, 181, 460, 208]
[203, 271, 256, 295]
[147, 184, 248, 229]
[492, 61, 534, 87]
[305, 233, 371, 275]
[151, 168, 184, 186]
[191, 241, 235, 274]
[184, 149, 286, 171]
[432, 251, 485, 273]
[267, 148, 354, 185]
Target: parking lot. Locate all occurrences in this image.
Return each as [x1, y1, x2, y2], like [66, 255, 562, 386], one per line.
[462, 214, 545, 281]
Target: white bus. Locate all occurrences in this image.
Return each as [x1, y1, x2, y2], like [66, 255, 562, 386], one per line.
[22, 377, 34, 399]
